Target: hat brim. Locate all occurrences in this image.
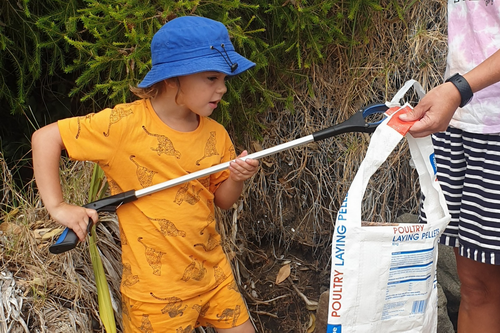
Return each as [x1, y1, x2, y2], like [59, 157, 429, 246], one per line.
[138, 51, 255, 88]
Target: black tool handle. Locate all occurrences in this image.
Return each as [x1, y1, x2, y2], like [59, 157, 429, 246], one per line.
[49, 190, 137, 254]
[312, 103, 387, 141]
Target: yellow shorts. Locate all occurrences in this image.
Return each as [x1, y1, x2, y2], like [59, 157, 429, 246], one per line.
[121, 274, 250, 332]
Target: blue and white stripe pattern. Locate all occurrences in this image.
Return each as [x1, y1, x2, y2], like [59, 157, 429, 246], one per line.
[431, 127, 500, 265]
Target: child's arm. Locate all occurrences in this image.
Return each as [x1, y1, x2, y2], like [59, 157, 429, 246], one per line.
[32, 123, 98, 241]
[214, 150, 259, 210]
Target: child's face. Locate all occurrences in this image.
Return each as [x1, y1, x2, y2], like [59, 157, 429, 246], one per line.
[176, 71, 228, 117]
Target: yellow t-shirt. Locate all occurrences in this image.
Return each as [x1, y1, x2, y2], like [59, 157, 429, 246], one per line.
[58, 99, 237, 301]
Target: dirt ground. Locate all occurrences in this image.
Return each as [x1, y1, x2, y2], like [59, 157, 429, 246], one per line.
[238, 237, 326, 332]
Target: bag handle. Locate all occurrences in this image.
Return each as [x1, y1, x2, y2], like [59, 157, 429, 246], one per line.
[345, 80, 449, 226]
[389, 80, 449, 223]
[386, 79, 425, 108]
[345, 108, 409, 224]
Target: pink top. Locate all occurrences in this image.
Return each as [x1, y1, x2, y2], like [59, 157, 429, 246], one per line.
[447, 0, 500, 133]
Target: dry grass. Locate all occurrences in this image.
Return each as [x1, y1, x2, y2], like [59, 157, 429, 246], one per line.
[1, 157, 123, 332]
[0, 1, 448, 332]
[220, 1, 448, 332]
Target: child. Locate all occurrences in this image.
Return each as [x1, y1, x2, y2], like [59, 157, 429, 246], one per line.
[32, 16, 259, 332]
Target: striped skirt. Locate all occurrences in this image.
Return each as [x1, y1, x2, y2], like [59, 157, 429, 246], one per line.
[431, 127, 500, 265]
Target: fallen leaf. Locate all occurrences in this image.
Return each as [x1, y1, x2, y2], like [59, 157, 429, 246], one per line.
[41, 228, 64, 240]
[0, 222, 22, 234]
[306, 313, 316, 333]
[275, 264, 291, 285]
[33, 228, 63, 240]
[252, 141, 263, 152]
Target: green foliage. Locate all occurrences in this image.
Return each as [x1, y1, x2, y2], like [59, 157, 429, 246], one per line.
[0, 0, 84, 174]
[0, 0, 39, 112]
[0, 0, 412, 166]
[35, 0, 389, 125]
[263, 1, 341, 69]
[0, 0, 81, 113]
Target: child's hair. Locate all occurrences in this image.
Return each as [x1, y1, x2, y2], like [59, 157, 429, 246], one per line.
[130, 81, 165, 99]
[130, 78, 183, 102]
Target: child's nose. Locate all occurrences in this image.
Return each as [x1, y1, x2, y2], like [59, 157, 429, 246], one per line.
[217, 81, 227, 94]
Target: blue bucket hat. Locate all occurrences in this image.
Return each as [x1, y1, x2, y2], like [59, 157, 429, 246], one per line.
[138, 16, 256, 88]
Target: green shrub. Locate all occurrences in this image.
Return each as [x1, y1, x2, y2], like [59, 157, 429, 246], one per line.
[1, 0, 401, 155]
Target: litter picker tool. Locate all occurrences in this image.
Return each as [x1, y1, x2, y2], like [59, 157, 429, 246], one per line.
[49, 103, 388, 254]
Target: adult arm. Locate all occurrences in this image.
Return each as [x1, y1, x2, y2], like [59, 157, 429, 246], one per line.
[400, 49, 500, 137]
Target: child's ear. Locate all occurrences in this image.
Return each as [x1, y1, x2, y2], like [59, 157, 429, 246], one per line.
[164, 78, 178, 88]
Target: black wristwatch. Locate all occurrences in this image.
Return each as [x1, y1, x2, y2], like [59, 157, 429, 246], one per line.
[445, 73, 473, 108]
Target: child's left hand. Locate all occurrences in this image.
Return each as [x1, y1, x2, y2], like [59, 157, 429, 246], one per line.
[228, 150, 260, 182]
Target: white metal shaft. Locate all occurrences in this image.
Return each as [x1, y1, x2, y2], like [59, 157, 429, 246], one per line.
[134, 134, 315, 198]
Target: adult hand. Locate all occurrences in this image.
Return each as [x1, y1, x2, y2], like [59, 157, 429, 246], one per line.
[399, 82, 461, 137]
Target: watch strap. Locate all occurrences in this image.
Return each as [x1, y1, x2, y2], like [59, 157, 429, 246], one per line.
[445, 73, 473, 108]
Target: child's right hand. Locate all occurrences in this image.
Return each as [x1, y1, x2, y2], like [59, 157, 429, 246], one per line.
[48, 202, 98, 242]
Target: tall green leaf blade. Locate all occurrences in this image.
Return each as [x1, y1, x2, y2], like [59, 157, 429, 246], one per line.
[89, 226, 116, 333]
[88, 164, 116, 333]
